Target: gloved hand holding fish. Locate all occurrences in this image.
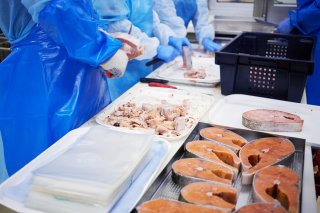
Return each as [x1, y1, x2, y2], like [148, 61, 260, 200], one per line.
[100, 32, 144, 78]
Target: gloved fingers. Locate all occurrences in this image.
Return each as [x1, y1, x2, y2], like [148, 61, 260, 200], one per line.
[100, 50, 128, 78]
[276, 17, 292, 34]
[168, 36, 192, 53]
[203, 38, 221, 52]
[206, 42, 221, 52]
[157, 45, 179, 62]
[181, 38, 192, 49]
[110, 32, 144, 60]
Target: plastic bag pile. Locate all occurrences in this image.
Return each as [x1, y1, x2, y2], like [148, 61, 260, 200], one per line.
[25, 126, 153, 213]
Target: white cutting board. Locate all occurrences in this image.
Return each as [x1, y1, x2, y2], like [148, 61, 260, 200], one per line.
[155, 56, 220, 86]
[208, 94, 320, 145]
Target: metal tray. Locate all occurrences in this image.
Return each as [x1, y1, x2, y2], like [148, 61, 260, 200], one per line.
[133, 122, 305, 212]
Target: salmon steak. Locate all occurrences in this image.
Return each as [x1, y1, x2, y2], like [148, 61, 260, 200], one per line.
[200, 127, 248, 153]
[239, 137, 295, 184]
[136, 199, 229, 213]
[172, 158, 234, 186]
[180, 182, 237, 211]
[235, 203, 288, 213]
[185, 140, 240, 175]
[242, 109, 303, 132]
[253, 165, 300, 213]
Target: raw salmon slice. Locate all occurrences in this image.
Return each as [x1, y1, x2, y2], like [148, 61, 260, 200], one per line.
[239, 137, 295, 184]
[180, 182, 237, 211]
[242, 109, 303, 132]
[253, 165, 300, 213]
[185, 140, 240, 175]
[172, 158, 234, 187]
[136, 199, 229, 213]
[200, 127, 248, 153]
[235, 203, 287, 213]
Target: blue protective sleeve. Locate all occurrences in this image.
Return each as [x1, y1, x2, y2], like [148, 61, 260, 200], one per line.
[106, 19, 159, 60]
[93, 0, 129, 24]
[153, 0, 187, 44]
[21, 0, 50, 22]
[192, 0, 214, 44]
[290, 0, 320, 35]
[36, 0, 122, 67]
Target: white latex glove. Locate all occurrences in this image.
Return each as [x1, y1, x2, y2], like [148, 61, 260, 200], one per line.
[111, 32, 145, 60]
[100, 49, 128, 78]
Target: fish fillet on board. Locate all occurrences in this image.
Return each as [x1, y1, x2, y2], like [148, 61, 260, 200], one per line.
[235, 203, 288, 213]
[136, 199, 229, 213]
[200, 127, 248, 153]
[239, 137, 295, 184]
[253, 165, 300, 213]
[185, 140, 240, 175]
[180, 182, 237, 211]
[172, 158, 234, 187]
[242, 109, 303, 132]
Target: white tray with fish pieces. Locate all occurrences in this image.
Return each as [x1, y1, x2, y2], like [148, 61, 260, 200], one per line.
[96, 85, 214, 140]
[133, 123, 305, 213]
[155, 56, 220, 86]
[207, 94, 320, 145]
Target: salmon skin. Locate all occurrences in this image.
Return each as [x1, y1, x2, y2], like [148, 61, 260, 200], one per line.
[235, 202, 288, 213]
[185, 140, 240, 176]
[180, 182, 237, 211]
[136, 198, 229, 213]
[200, 127, 248, 153]
[172, 158, 234, 187]
[242, 109, 304, 132]
[239, 137, 295, 185]
[253, 165, 300, 213]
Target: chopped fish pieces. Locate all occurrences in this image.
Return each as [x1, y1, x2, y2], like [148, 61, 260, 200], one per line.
[104, 101, 195, 137]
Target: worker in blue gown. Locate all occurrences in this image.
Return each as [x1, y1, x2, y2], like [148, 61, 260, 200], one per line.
[153, 0, 191, 54]
[94, 0, 191, 100]
[0, 0, 131, 176]
[170, 0, 221, 52]
[277, 0, 320, 106]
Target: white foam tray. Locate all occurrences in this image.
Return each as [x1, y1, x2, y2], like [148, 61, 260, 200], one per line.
[96, 84, 214, 141]
[208, 94, 320, 145]
[155, 55, 220, 86]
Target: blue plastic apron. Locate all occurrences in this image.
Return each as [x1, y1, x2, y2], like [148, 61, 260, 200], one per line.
[0, 25, 111, 175]
[107, 0, 154, 100]
[173, 0, 197, 27]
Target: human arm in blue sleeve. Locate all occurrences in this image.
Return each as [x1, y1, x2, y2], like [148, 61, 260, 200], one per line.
[21, 0, 122, 67]
[157, 45, 179, 62]
[153, 0, 187, 41]
[192, 0, 215, 44]
[106, 19, 160, 60]
[277, 17, 294, 34]
[153, 10, 177, 45]
[153, 10, 191, 54]
[289, 0, 320, 35]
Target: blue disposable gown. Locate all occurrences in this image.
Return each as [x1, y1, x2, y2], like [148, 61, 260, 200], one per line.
[173, 0, 214, 44]
[289, 0, 320, 105]
[153, 0, 187, 45]
[0, 0, 122, 175]
[94, 0, 157, 100]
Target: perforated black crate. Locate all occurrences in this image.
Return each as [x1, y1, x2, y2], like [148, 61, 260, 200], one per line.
[215, 32, 316, 102]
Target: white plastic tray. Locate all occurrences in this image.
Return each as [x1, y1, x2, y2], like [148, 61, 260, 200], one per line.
[0, 127, 170, 213]
[96, 85, 214, 141]
[155, 55, 220, 86]
[208, 94, 320, 145]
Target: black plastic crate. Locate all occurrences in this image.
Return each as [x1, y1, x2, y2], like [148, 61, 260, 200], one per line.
[215, 32, 316, 102]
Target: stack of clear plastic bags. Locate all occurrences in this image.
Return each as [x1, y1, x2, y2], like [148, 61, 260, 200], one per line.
[24, 126, 153, 213]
